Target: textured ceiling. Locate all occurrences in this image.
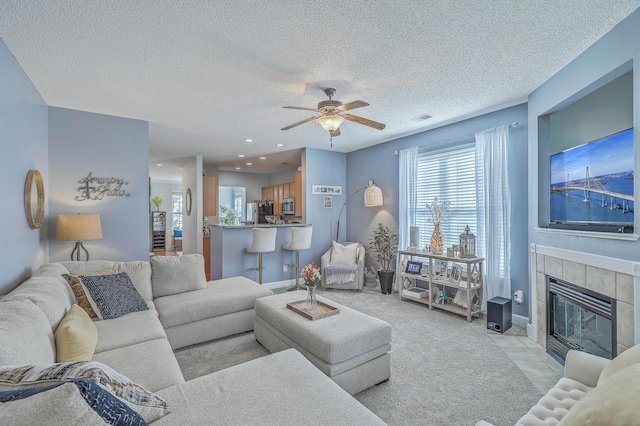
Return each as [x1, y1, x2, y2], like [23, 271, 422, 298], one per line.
[1, 1, 639, 181]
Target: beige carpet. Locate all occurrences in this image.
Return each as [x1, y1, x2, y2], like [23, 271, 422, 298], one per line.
[174, 288, 541, 425]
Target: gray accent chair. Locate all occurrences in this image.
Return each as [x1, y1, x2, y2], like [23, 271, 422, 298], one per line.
[320, 244, 365, 290]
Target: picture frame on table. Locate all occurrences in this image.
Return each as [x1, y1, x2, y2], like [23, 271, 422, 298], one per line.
[448, 263, 463, 284]
[405, 261, 423, 275]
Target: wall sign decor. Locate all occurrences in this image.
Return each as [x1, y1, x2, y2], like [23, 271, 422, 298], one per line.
[24, 170, 45, 229]
[311, 185, 342, 195]
[186, 188, 192, 216]
[75, 172, 130, 201]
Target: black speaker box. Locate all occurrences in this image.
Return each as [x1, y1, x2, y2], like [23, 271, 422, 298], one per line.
[487, 297, 512, 333]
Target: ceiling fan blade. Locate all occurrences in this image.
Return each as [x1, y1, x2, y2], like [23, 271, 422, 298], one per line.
[342, 113, 386, 130]
[337, 100, 369, 111]
[282, 106, 320, 112]
[329, 128, 341, 138]
[280, 116, 321, 131]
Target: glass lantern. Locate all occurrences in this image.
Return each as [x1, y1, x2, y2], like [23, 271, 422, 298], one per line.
[459, 225, 476, 258]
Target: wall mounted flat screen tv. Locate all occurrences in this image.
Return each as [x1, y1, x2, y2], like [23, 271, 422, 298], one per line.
[550, 128, 634, 233]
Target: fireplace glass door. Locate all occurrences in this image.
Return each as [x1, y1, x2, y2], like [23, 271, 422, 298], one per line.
[548, 277, 615, 361]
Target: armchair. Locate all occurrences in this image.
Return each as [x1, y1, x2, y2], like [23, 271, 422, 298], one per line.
[321, 243, 365, 290]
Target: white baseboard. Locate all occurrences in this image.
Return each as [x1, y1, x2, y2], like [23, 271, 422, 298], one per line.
[527, 323, 538, 343]
[263, 279, 295, 290]
[512, 313, 528, 329]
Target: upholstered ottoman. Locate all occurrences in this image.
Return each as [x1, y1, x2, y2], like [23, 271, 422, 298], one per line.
[254, 291, 392, 395]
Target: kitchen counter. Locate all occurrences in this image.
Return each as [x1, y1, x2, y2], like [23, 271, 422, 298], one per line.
[209, 223, 307, 229]
[208, 224, 311, 284]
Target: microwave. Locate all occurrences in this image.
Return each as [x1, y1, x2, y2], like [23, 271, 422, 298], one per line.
[282, 198, 295, 215]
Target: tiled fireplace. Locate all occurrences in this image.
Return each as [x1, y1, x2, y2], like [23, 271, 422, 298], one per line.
[529, 245, 638, 356]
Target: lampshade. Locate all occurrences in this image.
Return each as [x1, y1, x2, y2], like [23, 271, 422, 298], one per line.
[364, 180, 383, 206]
[316, 115, 345, 132]
[56, 214, 103, 241]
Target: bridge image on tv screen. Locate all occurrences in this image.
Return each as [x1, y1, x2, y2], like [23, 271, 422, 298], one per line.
[550, 128, 634, 226]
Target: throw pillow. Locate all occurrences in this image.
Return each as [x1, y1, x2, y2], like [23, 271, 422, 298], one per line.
[0, 379, 145, 425]
[0, 361, 171, 423]
[597, 343, 640, 385]
[330, 241, 359, 265]
[63, 268, 117, 318]
[559, 363, 640, 425]
[55, 304, 99, 362]
[150, 254, 207, 298]
[78, 272, 148, 320]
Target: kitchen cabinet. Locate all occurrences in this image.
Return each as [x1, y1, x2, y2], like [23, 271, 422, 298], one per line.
[294, 171, 302, 216]
[266, 186, 274, 201]
[283, 183, 290, 198]
[203, 176, 218, 217]
[262, 187, 267, 200]
[203, 237, 211, 281]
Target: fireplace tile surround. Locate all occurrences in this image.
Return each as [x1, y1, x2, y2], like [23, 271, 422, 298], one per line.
[529, 245, 639, 356]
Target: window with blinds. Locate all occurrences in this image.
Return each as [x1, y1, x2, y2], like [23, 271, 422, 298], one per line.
[416, 143, 479, 252]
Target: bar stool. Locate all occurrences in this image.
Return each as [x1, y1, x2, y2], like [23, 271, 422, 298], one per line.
[246, 228, 277, 284]
[282, 226, 313, 291]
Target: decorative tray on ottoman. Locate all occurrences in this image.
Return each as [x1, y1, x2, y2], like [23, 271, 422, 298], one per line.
[286, 300, 340, 320]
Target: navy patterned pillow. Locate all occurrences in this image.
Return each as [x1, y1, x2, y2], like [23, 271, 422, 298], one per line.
[0, 379, 146, 425]
[79, 272, 148, 320]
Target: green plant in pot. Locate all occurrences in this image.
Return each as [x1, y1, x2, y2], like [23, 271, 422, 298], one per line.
[151, 196, 163, 211]
[368, 223, 398, 294]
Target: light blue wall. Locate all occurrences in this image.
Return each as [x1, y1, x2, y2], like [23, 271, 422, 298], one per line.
[48, 107, 149, 262]
[0, 38, 49, 294]
[346, 104, 530, 316]
[302, 148, 347, 266]
[269, 168, 298, 186]
[182, 156, 203, 254]
[528, 8, 640, 260]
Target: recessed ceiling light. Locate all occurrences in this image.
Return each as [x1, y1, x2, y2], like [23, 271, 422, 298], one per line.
[245, 139, 253, 142]
[238, 154, 245, 158]
[276, 143, 285, 147]
[235, 167, 241, 170]
[259, 156, 266, 160]
[156, 163, 163, 167]
[246, 162, 252, 166]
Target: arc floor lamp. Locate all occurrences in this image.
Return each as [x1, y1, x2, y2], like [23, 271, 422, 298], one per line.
[335, 179, 383, 241]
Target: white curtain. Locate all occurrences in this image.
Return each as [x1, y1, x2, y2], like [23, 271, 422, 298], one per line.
[397, 147, 418, 290]
[475, 125, 511, 310]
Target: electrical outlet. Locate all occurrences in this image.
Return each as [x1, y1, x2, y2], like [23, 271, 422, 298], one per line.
[283, 264, 288, 272]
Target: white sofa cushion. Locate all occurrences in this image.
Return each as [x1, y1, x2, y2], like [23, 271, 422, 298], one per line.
[597, 342, 640, 385]
[94, 308, 166, 354]
[515, 377, 592, 425]
[0, 300, 55, 366]
[154, 276, 272, 328]
[560, 363, 640, 425]
[153, 349, 386, 426]
[2, 276, 75, 330]
[151, 254, 207, 298]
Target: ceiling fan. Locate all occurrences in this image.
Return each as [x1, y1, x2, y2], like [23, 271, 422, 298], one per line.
[281, 88, 385, 147]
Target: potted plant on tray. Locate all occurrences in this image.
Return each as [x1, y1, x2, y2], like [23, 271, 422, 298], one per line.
[151, 195, 163, 211]
[368, 223, 398, 294]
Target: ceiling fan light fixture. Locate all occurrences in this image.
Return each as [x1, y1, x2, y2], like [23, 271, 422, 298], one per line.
[316, 114, 345, 132]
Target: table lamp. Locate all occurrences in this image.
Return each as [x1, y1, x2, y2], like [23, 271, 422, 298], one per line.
[56, 213, 103, 261]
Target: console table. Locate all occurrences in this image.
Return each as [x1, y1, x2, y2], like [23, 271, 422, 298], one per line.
[397, 249, 484, 322]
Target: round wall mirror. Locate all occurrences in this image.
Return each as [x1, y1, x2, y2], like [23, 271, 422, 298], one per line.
[24, 170, 45, 229]
[186, 188, 192, 216]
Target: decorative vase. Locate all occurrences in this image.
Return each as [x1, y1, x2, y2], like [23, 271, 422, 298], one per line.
[377, 270, 395, 295]
[305, 285, 317, 311]
[430, 222, 444, 255]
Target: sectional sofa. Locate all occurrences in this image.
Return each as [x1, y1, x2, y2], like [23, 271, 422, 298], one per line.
[0, 254, 386, 425]
[477, 343, 640, 425]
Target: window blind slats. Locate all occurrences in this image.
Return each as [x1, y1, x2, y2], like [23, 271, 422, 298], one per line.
[417, 145, 477, 250]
